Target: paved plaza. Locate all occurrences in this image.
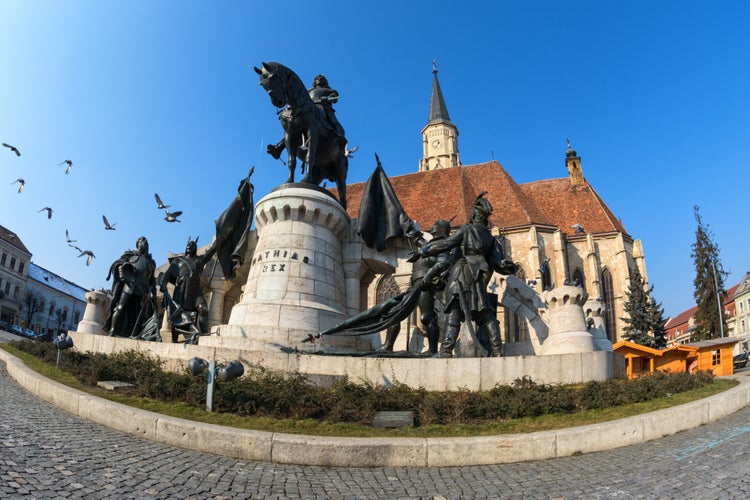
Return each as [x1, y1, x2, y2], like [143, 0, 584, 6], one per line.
[1, 333, 749, 498]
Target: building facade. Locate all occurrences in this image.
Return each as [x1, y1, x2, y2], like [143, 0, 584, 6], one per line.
[733, 273, 750, 352]
[666, 275, 750, 356]
[0, 224, 32, 326]
[25, 263, 87, 335]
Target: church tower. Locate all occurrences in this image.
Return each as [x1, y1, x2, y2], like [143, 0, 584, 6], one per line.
[565, 138, 585, 186]
[420, 62, 460, 171]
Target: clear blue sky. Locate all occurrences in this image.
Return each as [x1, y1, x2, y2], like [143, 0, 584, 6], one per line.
[1, 1, 748, 317]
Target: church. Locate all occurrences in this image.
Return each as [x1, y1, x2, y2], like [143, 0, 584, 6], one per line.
[338, 64, 648, 352]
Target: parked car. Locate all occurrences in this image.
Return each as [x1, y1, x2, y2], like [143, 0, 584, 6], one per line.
[34, 331, 53, 342]
[734, 353, 748, 369]
[0, 320, 12, 332]
[9, 324, 24, 337]
[22, 328, 36, 339]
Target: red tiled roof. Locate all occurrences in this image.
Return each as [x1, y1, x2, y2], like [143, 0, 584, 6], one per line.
[0, 224, 31, 255]
[664, 282, 741, 331]
[343, 162, 625, 237]
[520, 178, 628, 237]
[665, 305, 698, 330]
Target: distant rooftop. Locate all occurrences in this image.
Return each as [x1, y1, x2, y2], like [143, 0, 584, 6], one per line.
[27, 262, 88, 301]
[0, 224, 31, 255]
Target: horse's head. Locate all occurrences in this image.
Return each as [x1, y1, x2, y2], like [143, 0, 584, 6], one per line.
[254, 62, 287, 108]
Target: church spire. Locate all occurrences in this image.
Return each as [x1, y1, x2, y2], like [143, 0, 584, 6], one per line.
[427, 60, 454, 126]
[420, 60, 460, 172]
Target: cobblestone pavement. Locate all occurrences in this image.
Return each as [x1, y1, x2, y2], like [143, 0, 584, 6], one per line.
[1, 341, 749, 498]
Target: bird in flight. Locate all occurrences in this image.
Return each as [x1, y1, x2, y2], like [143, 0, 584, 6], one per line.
[2, 143, 20, 156]
[59, 159, 73, 174]
[164, 208, 182, 223]
[65, 229, 77, 244]
[77, 249, 95, 266]
[154, 193, 170, 210]
[38, 207, 53, 219]
[570, 223, 585, 234]
[11, 178, 25, 193]
[102, 215, 117, 230]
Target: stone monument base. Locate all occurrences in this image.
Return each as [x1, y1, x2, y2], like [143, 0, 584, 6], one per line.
[210, 324, 372, 353]
[221, 185, 361, 352]
[67, 331, 621, 391]
[538, 331, 596, 355]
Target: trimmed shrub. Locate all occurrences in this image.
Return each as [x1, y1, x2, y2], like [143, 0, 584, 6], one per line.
[8, 341, 717, 425]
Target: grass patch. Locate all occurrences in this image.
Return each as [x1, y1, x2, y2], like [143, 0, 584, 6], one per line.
[0, 342, 738, 438]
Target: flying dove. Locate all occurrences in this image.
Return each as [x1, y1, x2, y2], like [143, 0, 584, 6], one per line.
[102, 215, 117, 230]
[38, 207, 53, 219]
[77, 249, 95, 266]
[164, 208, 182, 223]
[2, 143, 20, 156]
[154, 193, 170, 209]
[59, 159, 73, 174]
[11, 178, 25, 193]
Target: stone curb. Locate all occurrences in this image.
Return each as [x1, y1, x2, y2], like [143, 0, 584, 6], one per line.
[2, 349, 749, 467]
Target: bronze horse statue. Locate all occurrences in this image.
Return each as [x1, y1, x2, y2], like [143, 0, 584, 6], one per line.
[254, 62, 348, 209]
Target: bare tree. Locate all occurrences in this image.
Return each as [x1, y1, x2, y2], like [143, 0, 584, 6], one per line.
[54, 308, 64, 332]
[24, 289, 43, 327]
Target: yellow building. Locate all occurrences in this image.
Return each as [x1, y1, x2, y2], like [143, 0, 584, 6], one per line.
[613, 338, 738, 378]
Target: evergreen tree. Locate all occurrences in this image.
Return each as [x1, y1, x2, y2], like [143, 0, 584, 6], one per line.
[620, 265, 667, 348]
[647, 297, 668, 349]
[690, 205, 728, 341]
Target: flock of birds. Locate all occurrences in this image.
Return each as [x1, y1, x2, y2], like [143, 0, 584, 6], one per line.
[3, 142, 184, 267]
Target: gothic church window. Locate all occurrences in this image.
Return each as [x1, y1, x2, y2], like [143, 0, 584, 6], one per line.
[376, 275, 401, 303]
[509, 268, 529, 342]
[602, 268, 616, 342]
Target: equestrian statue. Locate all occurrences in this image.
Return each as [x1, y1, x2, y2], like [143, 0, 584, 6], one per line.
[254, 61, 351, 209]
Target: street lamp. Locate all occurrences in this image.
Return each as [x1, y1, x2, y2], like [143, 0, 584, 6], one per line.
[53, 331, 74, 368]
[711, 259, 725, 338]
[188, 356, 244, 412]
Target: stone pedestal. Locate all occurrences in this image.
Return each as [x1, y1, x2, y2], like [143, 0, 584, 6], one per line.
[77, 289, 110, 335]
[221, 185, 368, 352]
[584, 298, 612, 351]
[207, 278, 233, 331]
[538, 285, 595, 355]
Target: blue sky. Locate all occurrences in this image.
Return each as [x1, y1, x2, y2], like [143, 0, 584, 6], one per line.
[1, 1, 748, 317]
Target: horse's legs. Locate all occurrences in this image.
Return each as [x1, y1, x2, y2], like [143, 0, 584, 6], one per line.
[300, 128, 319, 183]
[284, 134, 296, 183]
[336, 154, 348, 210]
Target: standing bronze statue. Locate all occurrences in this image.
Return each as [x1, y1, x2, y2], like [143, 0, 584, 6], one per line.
[105, 236, 160, 340]
[160, 237, 216, 343]
[254, 62, 349, 209]
[382, 219, 453, 354]
[161, 168, 255, 343]
[415, 193, 518, 357]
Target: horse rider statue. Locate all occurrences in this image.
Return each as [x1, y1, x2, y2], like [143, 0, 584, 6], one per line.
[267, 74, 347, 160]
